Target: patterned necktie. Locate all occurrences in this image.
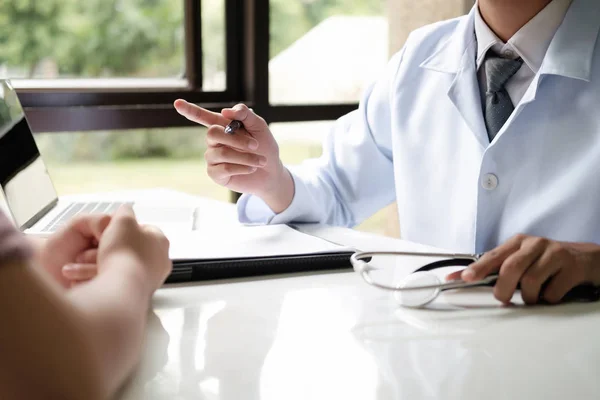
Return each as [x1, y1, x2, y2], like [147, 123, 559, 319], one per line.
[483, 53, 523, 141]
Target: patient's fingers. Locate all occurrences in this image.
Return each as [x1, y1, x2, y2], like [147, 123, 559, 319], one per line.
[76, 249, 98, 264]
[62, 263, 98, 281]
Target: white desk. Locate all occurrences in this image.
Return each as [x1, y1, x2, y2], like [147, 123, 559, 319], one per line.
[115, 191, 600, 400]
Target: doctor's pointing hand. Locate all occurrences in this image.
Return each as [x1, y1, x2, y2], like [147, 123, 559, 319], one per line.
[174, 100, 295, 214]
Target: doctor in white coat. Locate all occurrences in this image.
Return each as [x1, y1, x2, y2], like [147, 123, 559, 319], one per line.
[175, 0, 600, 304]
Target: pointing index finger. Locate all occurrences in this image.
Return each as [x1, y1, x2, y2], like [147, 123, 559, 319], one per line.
[69, 214, 111, 242]
[174, 99, 230, 127]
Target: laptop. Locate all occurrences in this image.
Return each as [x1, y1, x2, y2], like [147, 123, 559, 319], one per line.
[0, 79, 195, 235]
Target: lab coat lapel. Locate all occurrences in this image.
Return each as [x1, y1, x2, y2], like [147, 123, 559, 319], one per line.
[447, 45, 489, 150]
[420, 7, 489, 150]
[502, 72, 541, 134]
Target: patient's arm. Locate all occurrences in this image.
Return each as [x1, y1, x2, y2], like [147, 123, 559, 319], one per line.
[0, 207, 170, 400]
[0, 259, 104, 399]
[0, 258, 150, 400]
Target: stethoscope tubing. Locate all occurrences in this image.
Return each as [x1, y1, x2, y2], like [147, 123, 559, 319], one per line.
[351, 251, 600, 303]
[350, 251, 492, 292]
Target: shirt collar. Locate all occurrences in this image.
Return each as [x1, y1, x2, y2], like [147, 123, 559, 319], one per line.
[474, 7, 500, 68]
[421, 0, 600, 82]
[474, 0, 573, 73]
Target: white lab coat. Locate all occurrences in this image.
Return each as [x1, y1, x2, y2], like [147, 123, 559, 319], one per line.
[238, 0, 600, 253]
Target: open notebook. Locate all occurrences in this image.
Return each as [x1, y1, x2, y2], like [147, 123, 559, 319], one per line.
[165, 224, 355, 283]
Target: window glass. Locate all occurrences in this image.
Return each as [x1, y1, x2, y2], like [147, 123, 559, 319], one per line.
[34, 123, 396, 236]
[269, 0, 388, 105]
[202, 0, 226, 91]
[34, 128, 229, 202]
[0, 0, 185, 80]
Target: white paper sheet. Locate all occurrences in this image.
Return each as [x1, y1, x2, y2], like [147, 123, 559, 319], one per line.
[167, 224, 349, 260]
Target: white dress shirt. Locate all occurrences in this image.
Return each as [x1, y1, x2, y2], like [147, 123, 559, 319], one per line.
[475, 0, 573, 107]
[237, 0, 600, 253]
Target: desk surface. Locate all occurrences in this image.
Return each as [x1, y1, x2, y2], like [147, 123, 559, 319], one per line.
[115, 191, 600, 400]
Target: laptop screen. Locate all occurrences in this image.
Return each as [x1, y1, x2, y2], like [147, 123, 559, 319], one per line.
[0, 80, 58, 229]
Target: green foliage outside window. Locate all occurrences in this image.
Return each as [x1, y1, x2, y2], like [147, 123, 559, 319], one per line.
[1, 0, 384, 163]
[0, 0, 184, 78]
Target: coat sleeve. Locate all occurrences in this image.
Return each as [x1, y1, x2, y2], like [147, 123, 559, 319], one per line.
[237, 47, 406, 227]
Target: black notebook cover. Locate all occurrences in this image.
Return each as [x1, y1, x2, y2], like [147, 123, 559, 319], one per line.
[167, 251, 355, 283]
[164, 225, 355, 283]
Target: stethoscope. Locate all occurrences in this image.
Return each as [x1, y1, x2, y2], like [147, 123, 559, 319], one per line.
[350, 251, 600, 308]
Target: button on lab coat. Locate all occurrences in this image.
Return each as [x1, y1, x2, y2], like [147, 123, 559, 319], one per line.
[238, 0, 600, 253]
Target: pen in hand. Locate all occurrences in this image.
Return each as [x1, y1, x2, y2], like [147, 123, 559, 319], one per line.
[224, 120, 243, 135]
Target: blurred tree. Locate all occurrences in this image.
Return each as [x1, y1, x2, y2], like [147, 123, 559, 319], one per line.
[1, 0, 384, 79]
[62, 0, 183, 77]
[0, 0, 66, 76]
[1, 0, 384, 162]
[0, 0, 183, 78]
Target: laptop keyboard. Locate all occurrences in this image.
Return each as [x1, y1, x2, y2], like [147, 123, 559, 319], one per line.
[42, 201, 132, 233]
